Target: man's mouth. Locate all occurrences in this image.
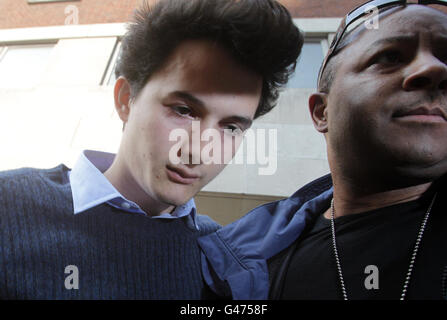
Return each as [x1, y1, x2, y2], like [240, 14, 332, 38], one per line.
[393, 106, 447, 123]
[166, 165, 200, 185]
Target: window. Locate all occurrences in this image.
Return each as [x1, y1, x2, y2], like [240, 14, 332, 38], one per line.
[286, 39, 326, 89]
[0, 44, 55, 89]
[102, 40, 122, 86]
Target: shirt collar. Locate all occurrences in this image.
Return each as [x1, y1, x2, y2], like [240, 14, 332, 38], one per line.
[69, 150, 199, 229]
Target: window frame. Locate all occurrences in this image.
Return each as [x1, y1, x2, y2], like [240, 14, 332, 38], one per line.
[101, 39, 122, 86]
[0, 47, 7, 63]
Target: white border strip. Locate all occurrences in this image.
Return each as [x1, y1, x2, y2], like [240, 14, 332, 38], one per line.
[0, 23, 127, 44]
[0, 18, 341, 44]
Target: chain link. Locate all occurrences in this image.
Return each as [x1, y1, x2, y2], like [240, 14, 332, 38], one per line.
[330, 192, 437, 300]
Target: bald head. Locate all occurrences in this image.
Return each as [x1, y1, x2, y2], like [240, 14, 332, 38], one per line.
[318, 4, 447, 93]
[310, 4, 447, 190]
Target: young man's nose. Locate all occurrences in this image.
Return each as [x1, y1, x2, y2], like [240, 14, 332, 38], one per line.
[176, 133, 202, 166]
[178, 120, 220, 166]
[403, 52, 447, 91]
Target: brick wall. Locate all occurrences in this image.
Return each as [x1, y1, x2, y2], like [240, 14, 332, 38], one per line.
[0, 0, 366, 29]
[281, 0, 366, 17]
[1, 0, 446, 29]
[0, 0, 143, 29]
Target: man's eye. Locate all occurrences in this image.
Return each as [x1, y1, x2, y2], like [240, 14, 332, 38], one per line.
[223, 124, 243, 136]
[373, 50, 403, 65]
[172, 106, 193, 117]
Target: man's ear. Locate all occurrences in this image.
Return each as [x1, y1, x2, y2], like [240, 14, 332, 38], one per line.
[309, 92, 328, 133]
[113, 76, 132, 124]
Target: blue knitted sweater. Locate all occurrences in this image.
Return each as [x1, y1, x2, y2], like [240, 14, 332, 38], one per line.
[0, 165, 220, 299]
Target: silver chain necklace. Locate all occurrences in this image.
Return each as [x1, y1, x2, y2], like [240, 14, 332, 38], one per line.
[330, 192, 438, 300]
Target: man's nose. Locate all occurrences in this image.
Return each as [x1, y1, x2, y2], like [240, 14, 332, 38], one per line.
[177, 120, 203, 166]
[402, 52, 447, 91]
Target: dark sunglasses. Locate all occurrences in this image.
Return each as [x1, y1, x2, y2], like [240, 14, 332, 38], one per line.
[317, 0, 447, 88]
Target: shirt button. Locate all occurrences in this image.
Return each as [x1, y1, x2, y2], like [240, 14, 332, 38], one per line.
[121, 202, 131, 209]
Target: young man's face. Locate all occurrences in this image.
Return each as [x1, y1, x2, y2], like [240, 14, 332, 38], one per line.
[116, 40, 262, 209]
[325, 6, 447, 184]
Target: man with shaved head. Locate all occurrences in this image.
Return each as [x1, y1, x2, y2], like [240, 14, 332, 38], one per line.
[199, 1, 447, 300]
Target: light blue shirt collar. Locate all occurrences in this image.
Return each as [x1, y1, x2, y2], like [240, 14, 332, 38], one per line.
[68, 150, 199, 229]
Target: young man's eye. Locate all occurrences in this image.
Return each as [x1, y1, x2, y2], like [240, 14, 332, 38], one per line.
[172, 106, 193, 117]
[223, 124, 243, 136]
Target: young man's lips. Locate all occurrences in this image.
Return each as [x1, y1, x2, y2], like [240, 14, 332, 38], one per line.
[166, 165, 200, 185]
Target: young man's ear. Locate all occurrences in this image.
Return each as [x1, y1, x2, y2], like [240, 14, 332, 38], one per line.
[113, 76, 132, 125]
[309, 92, 328, 133]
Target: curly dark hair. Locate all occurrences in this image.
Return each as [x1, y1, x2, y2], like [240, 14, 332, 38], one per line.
[115, 0, 303, 119]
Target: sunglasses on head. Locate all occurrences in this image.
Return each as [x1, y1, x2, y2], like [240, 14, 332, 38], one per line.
[317, 0, 447, 88]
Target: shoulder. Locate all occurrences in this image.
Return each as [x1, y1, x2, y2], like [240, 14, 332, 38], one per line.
[0, 164, 69, 187]
[0, 164, 68, 181]
[0, 167, 39, 181]
[0, 164, 71, 204]
[0, 167, 43, 193]
[199, 174, 333, 260]
[196, 214, 221, 235]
